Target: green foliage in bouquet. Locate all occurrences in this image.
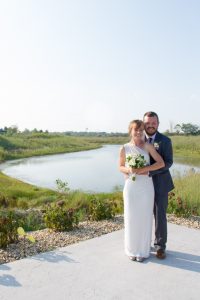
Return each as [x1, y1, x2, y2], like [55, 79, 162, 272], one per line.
[126, 154, 147, 181]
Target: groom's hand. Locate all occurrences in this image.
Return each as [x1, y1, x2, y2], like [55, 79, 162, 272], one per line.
[131, 167, 141, 174]
[133, 168, 148, 175]
[140, 171, 149, 175]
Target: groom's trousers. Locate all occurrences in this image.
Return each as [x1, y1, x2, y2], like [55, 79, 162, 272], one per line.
[153, 191, 168, 250]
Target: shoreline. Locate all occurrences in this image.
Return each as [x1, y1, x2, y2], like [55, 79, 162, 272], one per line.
[0, 214, 199, 265]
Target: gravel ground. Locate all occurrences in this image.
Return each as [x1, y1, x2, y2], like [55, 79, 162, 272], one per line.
[0, 214, 199, 265]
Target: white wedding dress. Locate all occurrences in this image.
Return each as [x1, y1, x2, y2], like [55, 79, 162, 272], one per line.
[123, 143, 154, 258]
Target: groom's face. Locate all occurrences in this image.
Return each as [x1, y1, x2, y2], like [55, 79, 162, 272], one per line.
[143, 116, 159, 136]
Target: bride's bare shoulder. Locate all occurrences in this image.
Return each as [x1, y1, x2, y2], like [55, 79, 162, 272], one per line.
[119, 145, 125, 152]
[120, 142, 130, 150]
[144, 143, 154, 152]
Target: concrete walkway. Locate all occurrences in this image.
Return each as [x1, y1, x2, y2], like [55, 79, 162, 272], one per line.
[0, 223, 200, 300]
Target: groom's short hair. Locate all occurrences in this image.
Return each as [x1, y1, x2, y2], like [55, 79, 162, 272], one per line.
[143, 111, 159, 123]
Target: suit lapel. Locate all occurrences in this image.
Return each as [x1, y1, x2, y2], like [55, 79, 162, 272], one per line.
[154, 131, 161, 143]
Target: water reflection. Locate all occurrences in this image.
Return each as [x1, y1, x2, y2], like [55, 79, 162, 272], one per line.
[0, 145, 199, 193]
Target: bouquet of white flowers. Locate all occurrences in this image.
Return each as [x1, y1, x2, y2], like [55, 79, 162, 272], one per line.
[126, 153, 147, 181]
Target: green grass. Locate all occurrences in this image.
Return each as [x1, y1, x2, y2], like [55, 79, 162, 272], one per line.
[0, 172, 59, 208]
[173, 172, 200, 215]
[1, 133, 200, 162]
[171, 135, 200, 159]
[1, 168, 200, 216]
[0, 171, 123, 215]
[0, 133, 200, 217]
[0, 134, 103, 161]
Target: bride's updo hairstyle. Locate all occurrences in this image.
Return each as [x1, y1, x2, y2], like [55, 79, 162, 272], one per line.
[128, 120, 144, 136]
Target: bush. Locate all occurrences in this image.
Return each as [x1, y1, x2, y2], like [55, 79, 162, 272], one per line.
[0, 211, 22, 248]
[17, 199, 29, 210]
[88, 198, 117, 221]
[167, 192, 198, 218]
[0, 195, 9, 208]
[43, 204, 79, 231]
[22, 209, 45, 231]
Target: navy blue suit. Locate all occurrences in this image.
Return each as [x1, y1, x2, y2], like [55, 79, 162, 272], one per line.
[149, 131, 174, 250]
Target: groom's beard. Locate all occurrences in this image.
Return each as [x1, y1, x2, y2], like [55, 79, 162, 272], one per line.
[145, 127, 157, 136]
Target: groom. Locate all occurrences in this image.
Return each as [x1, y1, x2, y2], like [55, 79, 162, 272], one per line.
[143, 111, 174, 259]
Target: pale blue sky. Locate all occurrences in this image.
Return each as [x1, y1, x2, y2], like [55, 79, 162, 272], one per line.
[0, 0, 200, 132]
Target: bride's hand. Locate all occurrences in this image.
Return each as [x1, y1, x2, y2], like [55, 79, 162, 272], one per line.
[132, 168, 145, 175]
[131, 167, 140, 174]
[128, 167, 133, 174]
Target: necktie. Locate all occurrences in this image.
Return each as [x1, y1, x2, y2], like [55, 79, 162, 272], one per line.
[148, 137, 153, 144]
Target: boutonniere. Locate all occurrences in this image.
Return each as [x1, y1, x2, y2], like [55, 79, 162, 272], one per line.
[153, 142, 161, 150]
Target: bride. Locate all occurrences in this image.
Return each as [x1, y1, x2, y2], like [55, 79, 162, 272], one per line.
[119, 120, 164, 262]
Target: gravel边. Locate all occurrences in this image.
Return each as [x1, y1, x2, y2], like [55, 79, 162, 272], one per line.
[0, 214, 199, 264]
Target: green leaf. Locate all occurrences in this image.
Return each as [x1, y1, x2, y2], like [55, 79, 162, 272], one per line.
[17, 227, 25, 236]
[27, 235, 35, 243]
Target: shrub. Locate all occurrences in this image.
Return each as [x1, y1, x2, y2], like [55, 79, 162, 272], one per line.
[8, 197, 18, 208]
[0, 195, 9, 208]
[0, 211, 22, 248]
[167, 192, 198, 218]
[88, 198, 117, 221]
[17, 199, 29, 210]
[22, 209, 45, 231]
[43, 204, 79, 231]
[55, 179, 70, 194]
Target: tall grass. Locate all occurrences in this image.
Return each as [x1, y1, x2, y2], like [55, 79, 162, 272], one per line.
[0, 172, 59, 208]
[0, 133, 200, 217]
[0, 172, 124, 215]
[1, 133, 200, 162]
[172, 172, 200, 215]
[0, 134, 102, 161]
[171, 135, 200, 158]
[1, 169, 200, 222]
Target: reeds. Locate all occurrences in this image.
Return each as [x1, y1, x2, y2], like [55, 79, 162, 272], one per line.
[168, 172, 200, 216]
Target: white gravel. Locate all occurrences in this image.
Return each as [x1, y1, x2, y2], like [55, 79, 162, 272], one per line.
[0, 214, 199, 264]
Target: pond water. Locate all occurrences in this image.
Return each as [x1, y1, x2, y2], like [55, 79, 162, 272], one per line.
[0, 145, 199, 193]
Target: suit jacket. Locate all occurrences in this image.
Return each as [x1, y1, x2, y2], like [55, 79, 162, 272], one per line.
[149, 131, 174, 193]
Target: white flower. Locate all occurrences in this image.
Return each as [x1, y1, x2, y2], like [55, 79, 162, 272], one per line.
[126, 153, 147, 181]
[154, 142, 160, 150]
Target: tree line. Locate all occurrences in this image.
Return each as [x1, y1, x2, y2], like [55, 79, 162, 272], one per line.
[165, 123, 200, 136]
[1, 123, 200, 136]
[0, 126, 127, 137]
[0, 126, 49, 135]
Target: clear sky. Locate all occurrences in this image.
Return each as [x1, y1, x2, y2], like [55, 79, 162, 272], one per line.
[0, 0, 200, 133]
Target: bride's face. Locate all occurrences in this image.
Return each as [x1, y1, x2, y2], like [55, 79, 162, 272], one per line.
[131, 125, 144, 140]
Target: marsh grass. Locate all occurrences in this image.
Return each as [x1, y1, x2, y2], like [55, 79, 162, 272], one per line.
[172, 171, 200, 215]
[0, 172, 58, 208]
[0, 134, 128, 162]
[171, 135, 200, 160]
[0, 134, 102, 161]
[0, 134, 200, 222]
[1, 134, 199, 164]
[0, 169, 200, 237]
[0, 171, 123, 213]
[0, 171, 124, 233]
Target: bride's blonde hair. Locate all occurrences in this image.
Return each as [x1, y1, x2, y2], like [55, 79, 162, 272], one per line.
[128, 120, 144, 136]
